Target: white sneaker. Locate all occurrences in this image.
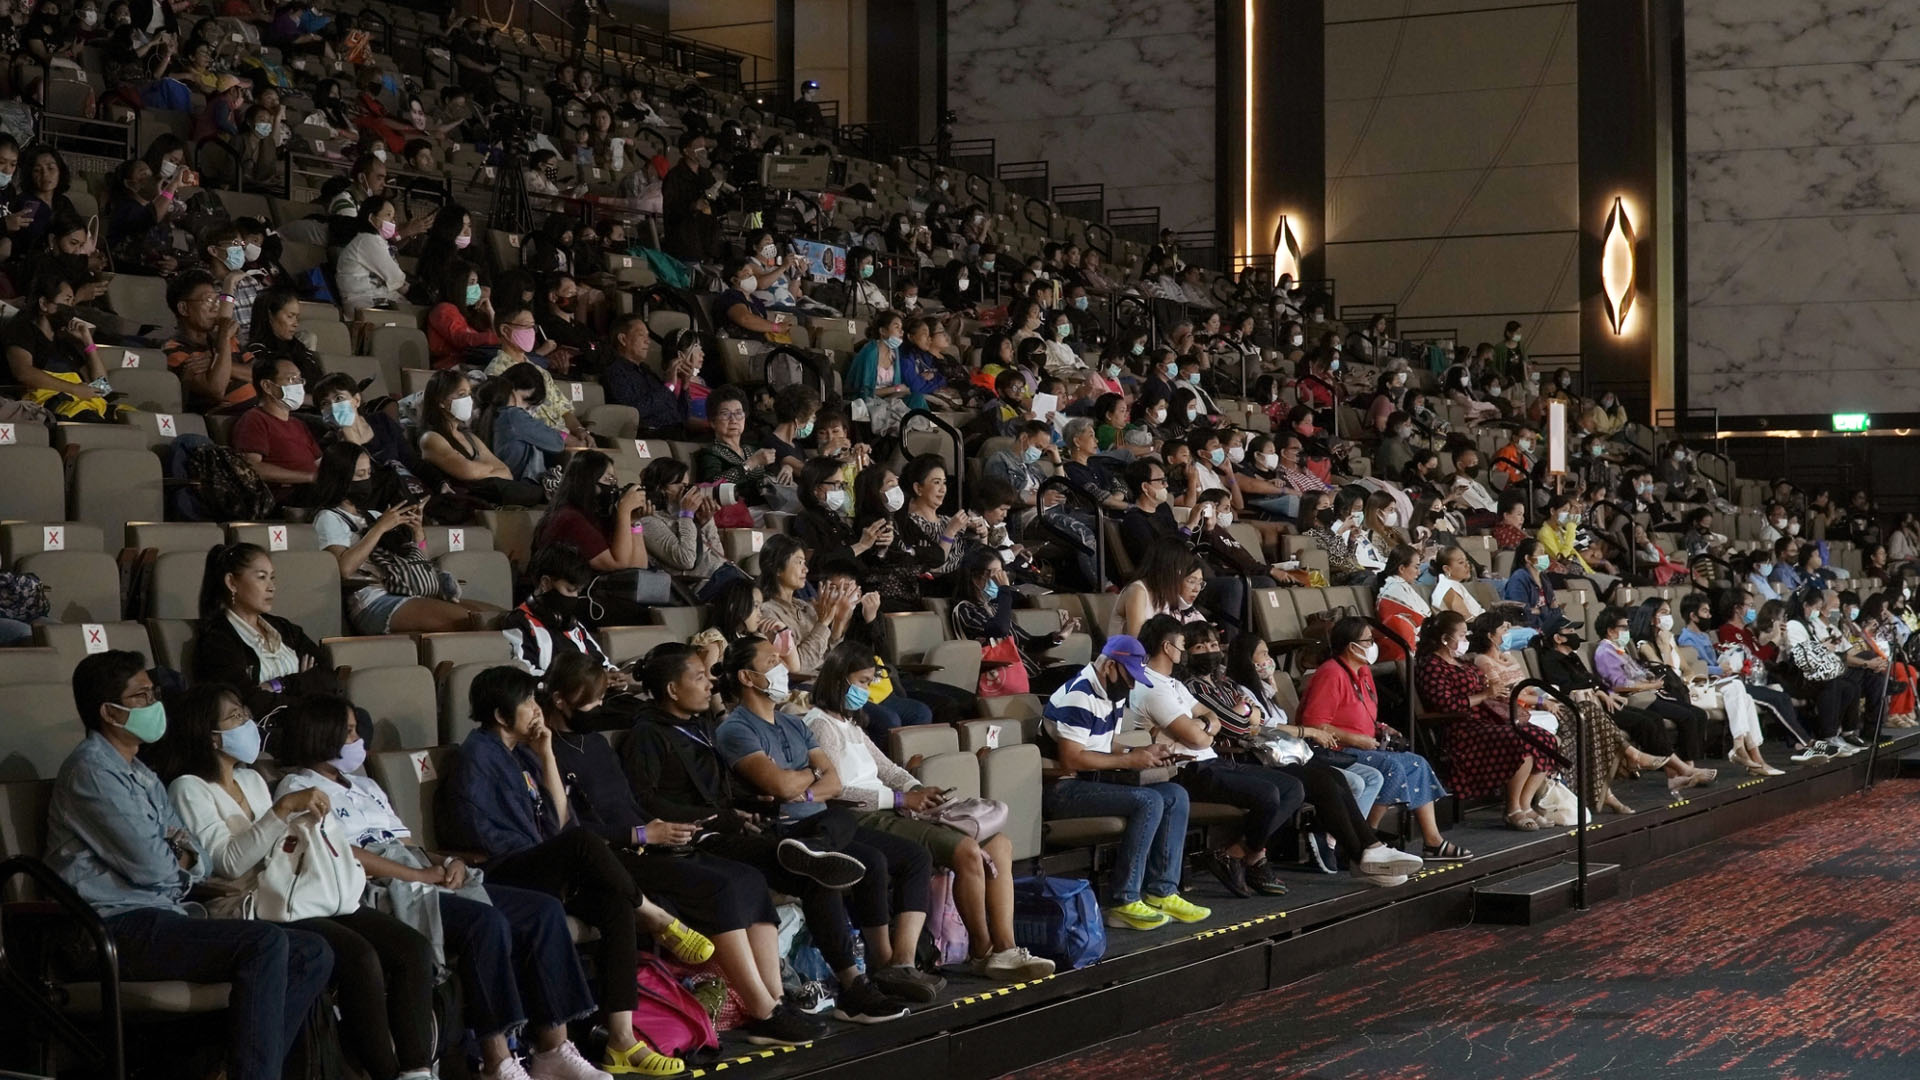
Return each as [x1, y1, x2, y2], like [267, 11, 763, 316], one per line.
[1351, 869, 1407, 888]
[973, 946, 1056, 982]
[484, 1060, 535, 1080]
[1358, 844, 1424, 873]
[527, 1042, 613, 1080]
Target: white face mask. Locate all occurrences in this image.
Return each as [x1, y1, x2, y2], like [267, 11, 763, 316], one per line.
[957, 277, 969, 291]
[1151, 408, 1167, 424]
[449, 395, 474, 422]
[1452, 637, 1469, 657]
[1227, 446, 1245, 463]
[1382, 511, 1399, 527]
[1348, 511, 1365, 527]
[1258, 452, 1278, 470]
[737, 275, 758, 293]
[759, 243, 776, 261]
[1788, 522, 1801, 536]
[824, 488, 848, 512]
[1290, 333, 1304, 347]
[1217, 511, 1233, 527]
[1657, 613, 1674, 632]
[159, 159, 180, 180]
[1359, 642, 1379, 664]
[759, 663, 791, 705]
[883, 486, 905, 512]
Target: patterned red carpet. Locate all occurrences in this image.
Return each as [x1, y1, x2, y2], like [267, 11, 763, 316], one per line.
[1001, 780, 1920, 1079]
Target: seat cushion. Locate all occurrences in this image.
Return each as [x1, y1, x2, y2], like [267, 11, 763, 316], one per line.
[1043, 816, 1128, 847]
[64, 980, 232, 1013]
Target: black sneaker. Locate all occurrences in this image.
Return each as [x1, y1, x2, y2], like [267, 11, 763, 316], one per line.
[1841, 730, 1873, 749]
[785, 980, 835, 1015]
[1200, 849, 1252, 898]
[744, 1004, 825, 1046]
[1245, 860, 1290, 897]
[870, 964, 946, 1004]
[830, 977, 911, 1024]
[777, 838, 867, 889]
[1305, 832, 1342, 874]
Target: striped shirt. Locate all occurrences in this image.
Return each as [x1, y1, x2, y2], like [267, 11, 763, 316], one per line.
[1042, 662, 1127, 754]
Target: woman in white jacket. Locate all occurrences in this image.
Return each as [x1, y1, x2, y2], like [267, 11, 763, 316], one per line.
[147, 684, 440, 1080]
[802, 642, 1054, 983]
[336, 196, 409, 316]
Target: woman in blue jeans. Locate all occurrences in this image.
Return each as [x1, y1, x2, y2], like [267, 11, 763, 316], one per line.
[273, 698, 620, 1080]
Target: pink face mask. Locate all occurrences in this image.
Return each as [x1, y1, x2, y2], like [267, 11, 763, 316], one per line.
[378, 220, 397, 240]
[505, 326, 538, 352]
[454, 234, 472, 249]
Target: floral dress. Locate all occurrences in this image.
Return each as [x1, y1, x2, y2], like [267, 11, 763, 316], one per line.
[1416, 654, 1562, 800]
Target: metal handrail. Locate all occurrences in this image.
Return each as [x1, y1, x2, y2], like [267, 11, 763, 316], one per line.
[901, 408, 968, 515]
[0, 854, 126, 1080]
[1505, 678, 1590, 909]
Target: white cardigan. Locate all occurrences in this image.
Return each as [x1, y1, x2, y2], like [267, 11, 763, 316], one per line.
[802, 707, 920, 812]
[335, 232, 408, 315]
[168, 769, 289, 881]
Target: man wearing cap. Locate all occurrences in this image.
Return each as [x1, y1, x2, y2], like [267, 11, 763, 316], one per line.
[1039, 635, 1212, 932]
[793, 79, 826, 135]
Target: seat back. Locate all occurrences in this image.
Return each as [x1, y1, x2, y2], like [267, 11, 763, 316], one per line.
[226, 523, 320, 552]
[323, 635, 421, 673]
[0, 521, 105, 563]
[417, 631, 514, 672]
[956, 717, 1025, 751]
[887, 723, 960, 764]
[69, 448, 163, 540]
[35, 621, 154, 672]
[268, 550, 345, 640]
[347, 665, 440, 751]
[980, 743, 1043, 861]
[108, 367, 186, 412]
[146, 618, 197, 672]
[0, 684, 82, 782]
[911, 751, 982, 800]
[0, 647, 61, 687]
[439, 661, 497, 745]
[596, 625, 680, 664]
[421, 525, 495, 558]
[126, 522, 226, 554]
[0, 779, 54, 866]
[18, 551, 122, 622]
[439, 550, 514, 609]
[0, 447, 66, 522]
[922, 639, 984, 692]
[364, 747, 457, 851]
[649, 606, 708, 640]
[881, 612, 947, 664]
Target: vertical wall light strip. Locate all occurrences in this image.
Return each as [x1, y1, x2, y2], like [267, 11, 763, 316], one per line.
[1245, 0, 1254, 259]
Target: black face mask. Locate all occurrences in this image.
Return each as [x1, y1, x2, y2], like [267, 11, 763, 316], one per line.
[1186, 652, 1220, 676]
[48, 303, 74, 326]
[1103, 675, 1132, 701]
[345, 479, 375, 505]
[539, 591, 583, 621]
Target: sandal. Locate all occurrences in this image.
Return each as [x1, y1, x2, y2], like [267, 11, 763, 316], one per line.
[1422, 839, 1475, 861]
[1505, 810, 1542, 831]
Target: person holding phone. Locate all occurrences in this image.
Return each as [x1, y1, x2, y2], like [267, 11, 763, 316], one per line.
[803, 642, 1054, 983]
[3, 272, 112, 415]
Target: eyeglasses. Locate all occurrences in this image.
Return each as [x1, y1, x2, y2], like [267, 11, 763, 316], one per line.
[714, 408, 747, 421]
[121, 686, 156, 706]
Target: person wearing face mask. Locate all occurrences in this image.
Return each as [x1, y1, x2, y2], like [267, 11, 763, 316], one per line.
[483, 302, 593, 445]
[1491, 425, 1539, 490]
[310, 442, 481, 635]
[981, 418, 1057, 509]
[661, 131, 723, 260]
[475, 361, 566, 483]
[1658, 441, 1710, 504]
[416, 369, 544, 508]
[425, 259, 500, 368]
[634, 457, 749, 603]
[45, 652, 337, 1080]
[1299, 617, 1471, 859]
[713, 634, 941, 1010]
[1489, 319, 1528, 382]
[1189, 490, 1298, 588]
[334, 194, 407, 317]
[1584, 389, 1628, 435]
[1414, 611, 1565, 830]
[148, 683, 445, 1080]
[164, 268, 255, 411]
[1500, 538, 1573, 634]
[496, 543, 626, 681]
[228, 355, 320, 499]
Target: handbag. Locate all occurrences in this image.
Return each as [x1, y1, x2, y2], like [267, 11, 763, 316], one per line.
[255, 813, 368, 922]
[367, 540, 447, 598]
[977, 636, 1031, 698]
[907, 795, 1009, 841]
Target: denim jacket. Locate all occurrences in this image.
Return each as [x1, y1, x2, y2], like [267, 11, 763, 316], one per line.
[45, 732, 206, 916]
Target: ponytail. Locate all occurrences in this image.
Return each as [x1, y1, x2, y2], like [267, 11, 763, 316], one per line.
[199, 542, 268, 622]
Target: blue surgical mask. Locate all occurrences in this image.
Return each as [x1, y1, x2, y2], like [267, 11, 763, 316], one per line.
[1188, 372, 1202, 385]
[1164, 362, 1178, 378]
[224, 245, 246, 270]
[220, 719, 263, 764]
[885, 335, 903, 350]
[1209, 447, 1225, 466]
[844, 684, 871, 711]
[798, 420, 815, 439]
[327, 400, 356, 427]
[253, 121, 274, 138]
[1534, 553, 1550, 571]
[1055, 323, 1072, 339]
[1744, 608, 1757, 624]
[1131, 343, 1145, 356]
[983, 579, 1001, 601]
[464, 282, 483, 306]
[1073, 296, 1088, 311]
[1500, 627, 1532, 652]
[1105, 363, 1122, 378]
[859, 263, 875, 279]
[1023, 445, 1042, 463]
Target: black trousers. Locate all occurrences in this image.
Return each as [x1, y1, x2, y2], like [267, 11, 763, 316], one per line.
[485, 829, 641, 1014]
[291, 908, 438, 1079]
[613, 848, 778, 934]
[842, 826, 933, 928]
[1641, 695, 1710, 761]
[1805, 676, 1860, 738]
[1843, 667, 1887, 732]
[1180, 760, 1307, 850]
[703, 808, 866, 973]
[1610, 705, 1674, 758]
[1272, 760, 1376, 855]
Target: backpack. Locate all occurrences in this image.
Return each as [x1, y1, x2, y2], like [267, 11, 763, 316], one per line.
[631, 954, 719, 1058]
[172, 434, 277, 522]
[0, 570, 50, 622]
[1011, 872, 1106, 970]
[925, 870, 970, 966]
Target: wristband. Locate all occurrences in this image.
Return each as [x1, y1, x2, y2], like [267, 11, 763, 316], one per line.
[158, 190, 175, 202]
[630, 522, 645, 535]
[802, 788, 815, 802]
[84, 343, 98, 353]
[268, 678, 283, 693]
[893, 790, 904, 810]
[678, 510, 695, 519]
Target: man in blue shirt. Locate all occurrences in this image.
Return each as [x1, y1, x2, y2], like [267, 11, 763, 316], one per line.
[600, 314, 692, 435]
[44, 650, 334, 1080]
[1041, 635, 1211, 932]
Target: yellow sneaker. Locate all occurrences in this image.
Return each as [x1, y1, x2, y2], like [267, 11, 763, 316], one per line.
[657, 918, 714, 965]
[601, 1040, 685, 1076]
[1143, 893, 1212, 923]
[1104, 900, 1171, 930]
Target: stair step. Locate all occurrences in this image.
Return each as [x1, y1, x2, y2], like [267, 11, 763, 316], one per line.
[1472, 861, 1620, 925]
[1896, 750, 1920, 777]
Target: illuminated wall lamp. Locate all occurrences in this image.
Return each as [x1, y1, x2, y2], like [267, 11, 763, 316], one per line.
[1273, 214, 1302, 285]
[1601, 196, 1637, 334]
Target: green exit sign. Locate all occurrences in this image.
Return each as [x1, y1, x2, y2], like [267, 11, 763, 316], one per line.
[1832, 413, 1871, 432]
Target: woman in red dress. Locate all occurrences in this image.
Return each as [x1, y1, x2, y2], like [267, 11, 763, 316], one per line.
[1414, 610, 1563, 830]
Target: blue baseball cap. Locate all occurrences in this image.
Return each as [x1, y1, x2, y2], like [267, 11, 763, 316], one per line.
[1100, 635, 1153, 687]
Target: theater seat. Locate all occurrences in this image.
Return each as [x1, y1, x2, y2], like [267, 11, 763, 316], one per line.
[62, 981, 232, 1015]
[423, 525, 495, 559]
[981, 694, 1044, 719]
[957, 718, 1025, 752]
[69, 448, 163, 540]
[912, 751, 982, 800]
[0, 683, 82, 782]
[145, 618, 197, 673]
[0, 521, 105, 564]
[889, 724, 959, 764]
[981, 743, 1044, 861]
[439, 661, 498, 745]
[596, 625, 679, 664]
[226, 522, 319, 552]
[365, 746, 456, 851]
[126, 522, 226, 554]
[347, 666, 439, 751]
[18, 551, 122, 622]
[35, 622, 155, 672]
[0, 647, 61, 687]
[323, 635, 420, 673]
[268, 550, 346, 639]
[0, 446, 67, 522]
[418, 631, 513, 673]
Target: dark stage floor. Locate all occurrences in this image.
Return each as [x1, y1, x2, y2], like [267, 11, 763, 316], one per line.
[997, 776, 1920, 1080]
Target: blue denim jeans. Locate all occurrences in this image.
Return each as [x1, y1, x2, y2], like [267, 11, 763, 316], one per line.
[442, 884, 598, 1039]
[1042, 778, 1190, 905]
[0, 617, 37, 645]
[1342, 761, 1385, 816]
[106, 907, 334, 1080]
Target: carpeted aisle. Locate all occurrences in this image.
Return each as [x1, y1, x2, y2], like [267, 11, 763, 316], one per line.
[1002, 780, 1920, 1080]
